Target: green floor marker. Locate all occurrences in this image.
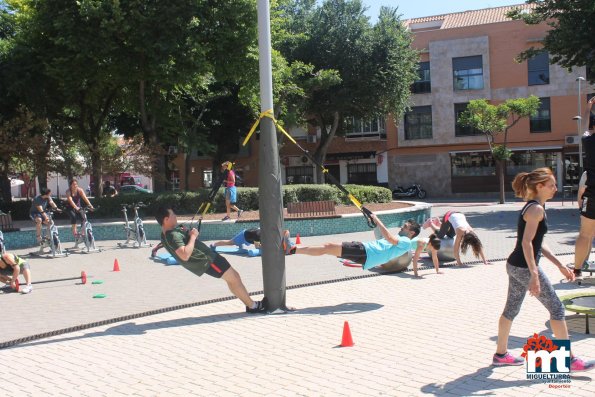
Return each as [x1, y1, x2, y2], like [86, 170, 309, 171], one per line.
[93, 294, 107, 299]
[92, 280, 104, 285]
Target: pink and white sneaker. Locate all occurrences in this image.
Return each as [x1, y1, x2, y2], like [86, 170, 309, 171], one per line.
[570, 357, 595, 372]
[492, 352, 524, 366]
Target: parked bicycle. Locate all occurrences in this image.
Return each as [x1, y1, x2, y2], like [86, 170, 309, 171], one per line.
[35, 209, 68, 257]
[118, 202, 150, 248]
[73, 206, 100, 253]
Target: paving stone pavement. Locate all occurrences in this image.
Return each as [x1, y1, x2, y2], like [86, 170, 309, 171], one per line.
[0, 201, 594, 396]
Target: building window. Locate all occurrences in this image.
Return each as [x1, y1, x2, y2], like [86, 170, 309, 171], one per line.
[411, 61, 431, 94]
[404, 106, 432, 140]
[454, 103, 482, 137]
[345, 117, 386, 140]
[530, 97, 551, 133]
[347, 163, 377, 185]
[508, 151, 558, 176]
[286, 166, 314, 184]
[453, 55, 483, 90]
[451, 152, 495, 177]
[528, 51, 550, 85]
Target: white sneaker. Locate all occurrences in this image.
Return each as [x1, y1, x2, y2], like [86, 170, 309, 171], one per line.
[20, 284, 33, 294]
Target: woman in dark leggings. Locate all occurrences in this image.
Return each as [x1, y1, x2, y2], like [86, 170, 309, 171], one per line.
[493, 167, 593, 371]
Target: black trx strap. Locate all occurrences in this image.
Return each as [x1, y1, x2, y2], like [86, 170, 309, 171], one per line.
[243, 111, 376, 228]
[189, 162, 233, 231]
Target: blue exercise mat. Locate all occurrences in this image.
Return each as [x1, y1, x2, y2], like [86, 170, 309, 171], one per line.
[155, 253, 178, 266]
[215, 246, 261, 257]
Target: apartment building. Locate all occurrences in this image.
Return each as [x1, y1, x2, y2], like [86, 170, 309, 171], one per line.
[389, 3, 595, 197]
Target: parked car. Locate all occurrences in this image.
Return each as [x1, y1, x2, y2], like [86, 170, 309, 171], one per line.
[119, 185, 152, 194]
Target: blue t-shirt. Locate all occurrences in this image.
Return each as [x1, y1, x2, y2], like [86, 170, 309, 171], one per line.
[362, 237, 412, 270]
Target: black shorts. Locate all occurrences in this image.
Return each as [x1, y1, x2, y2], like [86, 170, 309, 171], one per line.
[205, 254, 231, 278]
[580, 195, 595, 220]
[340, 242, 367, 265]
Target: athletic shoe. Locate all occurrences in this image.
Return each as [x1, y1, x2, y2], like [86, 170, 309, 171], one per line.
[20, 284, 33, 294]
[246, 300, 266, 313]
[571, 357, 595, 372]
[282, 230, 294, 255]
[237, 210, 244, 219]
[492, 352, 524, 366]
[221, 216, 230, 221]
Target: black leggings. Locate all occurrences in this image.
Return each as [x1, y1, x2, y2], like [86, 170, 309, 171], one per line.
[66, 208, 82, 225]
[436, 216, 456, 239]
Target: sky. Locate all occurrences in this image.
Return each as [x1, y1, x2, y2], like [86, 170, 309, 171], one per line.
[361, 0, 527, 21]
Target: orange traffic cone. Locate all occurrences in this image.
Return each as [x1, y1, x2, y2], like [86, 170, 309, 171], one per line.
[113, 258, 120, 272]
[14, 278, 20, 292]
[295, 233, 302, 244]
[340, 321, 354, 347]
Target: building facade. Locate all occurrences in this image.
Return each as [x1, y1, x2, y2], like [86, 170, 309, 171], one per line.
[388, 3, 594, 197]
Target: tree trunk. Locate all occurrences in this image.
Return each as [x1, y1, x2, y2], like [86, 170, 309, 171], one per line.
[498, 159, 506, 204]
[313, 112, 340, 183]
[90, 147, 103, 198]
[0, 165, 11, 204]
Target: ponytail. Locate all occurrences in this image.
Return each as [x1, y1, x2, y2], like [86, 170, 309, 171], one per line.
[511, 167, 553, 200]
[428, 234, 441, 250]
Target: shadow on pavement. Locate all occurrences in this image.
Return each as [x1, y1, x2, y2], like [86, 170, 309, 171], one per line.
[423, 330, 593, 395]
[14, 302, 382, 349]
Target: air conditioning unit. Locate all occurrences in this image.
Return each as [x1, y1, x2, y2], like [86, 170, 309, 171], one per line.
[565, 135, 580, 145]
[168, 145, 179, 155]
[307, 135, 317, 143]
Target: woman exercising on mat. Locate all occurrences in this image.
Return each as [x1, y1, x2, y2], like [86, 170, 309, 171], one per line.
[426, 211, 490, 266]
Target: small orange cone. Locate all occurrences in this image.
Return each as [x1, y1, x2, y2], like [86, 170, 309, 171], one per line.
[113, 258, 120, 272]
[340, 321, 354, 347]
[296, 233, 301, 244]
[14, 278, 20, 292]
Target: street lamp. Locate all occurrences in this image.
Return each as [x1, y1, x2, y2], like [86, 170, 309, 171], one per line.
[577, 76, 585, 168]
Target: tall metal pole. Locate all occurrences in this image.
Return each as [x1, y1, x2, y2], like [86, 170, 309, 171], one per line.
[256, 0, 287, 313]
[578, 76, 585, 169]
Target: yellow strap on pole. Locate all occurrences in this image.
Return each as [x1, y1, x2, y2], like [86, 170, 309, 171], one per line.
[242, 109, 274, 146]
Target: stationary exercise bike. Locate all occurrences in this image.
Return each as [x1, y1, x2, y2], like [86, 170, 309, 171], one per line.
[36, 209, 68, 257]
[118, 202, 150, 248]
[73, 206, 100, 253]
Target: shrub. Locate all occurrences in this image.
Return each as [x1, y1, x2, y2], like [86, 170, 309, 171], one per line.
[4, 184, 391, 219]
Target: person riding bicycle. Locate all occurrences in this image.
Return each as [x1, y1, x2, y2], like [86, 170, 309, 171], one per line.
[65, 179, 94, 238]
[29, 187, 60, 243]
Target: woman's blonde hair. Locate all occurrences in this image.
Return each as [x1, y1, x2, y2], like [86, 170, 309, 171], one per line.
[511, 167, 553, 199]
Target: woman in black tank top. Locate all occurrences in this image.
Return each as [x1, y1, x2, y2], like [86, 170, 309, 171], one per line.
[493, 168, 593, 371]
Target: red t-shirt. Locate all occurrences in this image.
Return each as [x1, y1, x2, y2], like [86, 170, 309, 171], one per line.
[226, 170, 235, 188]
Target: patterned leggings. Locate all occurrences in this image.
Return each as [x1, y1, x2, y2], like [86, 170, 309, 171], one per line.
[502, 263, 565, 321]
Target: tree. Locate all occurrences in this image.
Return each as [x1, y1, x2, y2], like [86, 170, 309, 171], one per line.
[275, 0, 419, 182]
[458, 96, 541, 204]
[508, 0, 595, 82]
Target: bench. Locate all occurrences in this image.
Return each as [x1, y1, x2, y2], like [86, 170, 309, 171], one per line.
[0, 211, 18, 232]
[286, 200, 337, 218]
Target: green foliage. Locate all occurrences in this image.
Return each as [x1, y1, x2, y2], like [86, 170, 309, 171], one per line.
[508, 0, 595, 83]
[492, 145, 513, 161]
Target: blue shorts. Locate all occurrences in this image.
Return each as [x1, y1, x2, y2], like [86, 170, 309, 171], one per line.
[30, 212, 43, 222]
[225, 186, 237, 203]
[231, 229, 248, 247]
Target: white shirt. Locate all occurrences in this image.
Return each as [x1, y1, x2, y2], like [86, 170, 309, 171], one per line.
[448, 212, 470, 230]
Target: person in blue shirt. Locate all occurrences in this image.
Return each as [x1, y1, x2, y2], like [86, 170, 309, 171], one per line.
[292, 214, 420, 270]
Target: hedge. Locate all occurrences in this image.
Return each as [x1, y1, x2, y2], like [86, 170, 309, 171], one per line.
[3, 184, 392, 220]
